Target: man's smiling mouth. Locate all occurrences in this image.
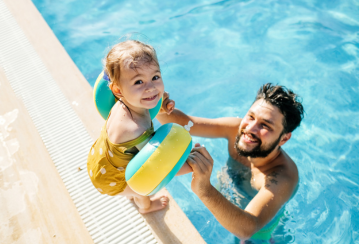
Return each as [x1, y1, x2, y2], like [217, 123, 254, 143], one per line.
[242, 132, 259, 143]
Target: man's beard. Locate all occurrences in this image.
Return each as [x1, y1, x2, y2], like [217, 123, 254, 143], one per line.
[235, 130, 283, 158]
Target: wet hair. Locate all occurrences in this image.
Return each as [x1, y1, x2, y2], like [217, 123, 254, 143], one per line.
[104, 40, 159, 94]
[254, 83, 304, 133]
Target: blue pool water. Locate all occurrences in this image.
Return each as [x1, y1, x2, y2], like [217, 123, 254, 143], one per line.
[32, 0, 359, 243]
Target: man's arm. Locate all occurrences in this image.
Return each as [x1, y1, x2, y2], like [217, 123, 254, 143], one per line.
[187, 145, 297, 240]
[157, 92, 241, 139]
[156, 108, 241, 139]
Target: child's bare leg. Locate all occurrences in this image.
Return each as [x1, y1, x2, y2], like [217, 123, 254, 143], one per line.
[119, 186, 169, 214]
[134, 194, 169, 214]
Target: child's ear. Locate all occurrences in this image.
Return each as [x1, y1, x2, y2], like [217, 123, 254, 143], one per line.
[110, 83, 122, 98]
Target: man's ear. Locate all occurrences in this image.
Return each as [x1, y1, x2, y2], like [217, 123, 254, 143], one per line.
[279, 132, 291, 146]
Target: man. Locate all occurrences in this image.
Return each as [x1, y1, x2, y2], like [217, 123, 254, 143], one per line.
[157, 83, 304, 241]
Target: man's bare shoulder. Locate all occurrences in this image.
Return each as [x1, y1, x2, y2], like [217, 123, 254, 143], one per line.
[264, 150, 298, 199]
[213, 117, 241, 157]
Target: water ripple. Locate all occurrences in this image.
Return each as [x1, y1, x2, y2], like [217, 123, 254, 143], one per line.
[170, 0, 250, 19]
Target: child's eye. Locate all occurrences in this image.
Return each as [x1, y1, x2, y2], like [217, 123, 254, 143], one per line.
[152, 75, 160, 80]
[135, 80, 143, 85]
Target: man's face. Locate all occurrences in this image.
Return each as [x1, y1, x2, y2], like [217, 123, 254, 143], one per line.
[235, 99, 287, 158]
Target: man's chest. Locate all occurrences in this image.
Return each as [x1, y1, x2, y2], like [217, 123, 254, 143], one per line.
[227, 154, 266, 191]
[250, 169, 266, 190]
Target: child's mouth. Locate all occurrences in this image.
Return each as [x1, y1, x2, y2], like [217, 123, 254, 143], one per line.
[143, 94, 158, 101]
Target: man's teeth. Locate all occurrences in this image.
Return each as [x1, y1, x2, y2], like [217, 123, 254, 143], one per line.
[244, 133, 257, 142]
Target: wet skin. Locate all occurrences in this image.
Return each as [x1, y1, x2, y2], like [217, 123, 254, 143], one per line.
[156, 98, 299, 239]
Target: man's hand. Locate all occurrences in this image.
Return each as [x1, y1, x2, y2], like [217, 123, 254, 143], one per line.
[159, 91, 175, 115]
[186, 143, 214, 197]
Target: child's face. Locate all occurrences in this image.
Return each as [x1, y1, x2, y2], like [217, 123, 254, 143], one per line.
[117, 62, 164, 110]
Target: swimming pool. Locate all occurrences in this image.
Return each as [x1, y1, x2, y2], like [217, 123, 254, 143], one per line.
[32, 0, 359, 243]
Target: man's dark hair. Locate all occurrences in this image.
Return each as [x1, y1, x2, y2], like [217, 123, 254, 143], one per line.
[255, 83, 304, 133]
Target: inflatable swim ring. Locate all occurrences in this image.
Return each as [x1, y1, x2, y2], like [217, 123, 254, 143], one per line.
[93, 71, 163, 120]
[125, 123, 192, 196]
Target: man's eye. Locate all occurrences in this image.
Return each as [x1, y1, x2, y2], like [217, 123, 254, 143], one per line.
[262, 124, 271, 130]
[135, 80, 143, 85]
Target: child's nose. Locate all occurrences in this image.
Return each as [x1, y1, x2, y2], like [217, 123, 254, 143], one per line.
[145, 81, 156, 92]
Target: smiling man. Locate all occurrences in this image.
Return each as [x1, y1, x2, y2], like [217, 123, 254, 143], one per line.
[157, 83, 304, 241]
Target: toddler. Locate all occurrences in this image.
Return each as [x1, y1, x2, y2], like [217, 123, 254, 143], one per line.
[87, 40, 191, 213]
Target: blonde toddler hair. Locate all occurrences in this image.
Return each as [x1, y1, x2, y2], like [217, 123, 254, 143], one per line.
[105, 40, 159, 95]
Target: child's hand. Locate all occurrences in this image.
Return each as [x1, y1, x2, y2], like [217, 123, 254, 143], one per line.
[160, 91, 175, 115]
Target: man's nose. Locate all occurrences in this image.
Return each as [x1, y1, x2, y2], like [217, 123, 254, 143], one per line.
[245, 120, 259, 133]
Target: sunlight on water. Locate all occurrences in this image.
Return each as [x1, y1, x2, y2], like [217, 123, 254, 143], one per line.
[32, 0, 359, 243]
